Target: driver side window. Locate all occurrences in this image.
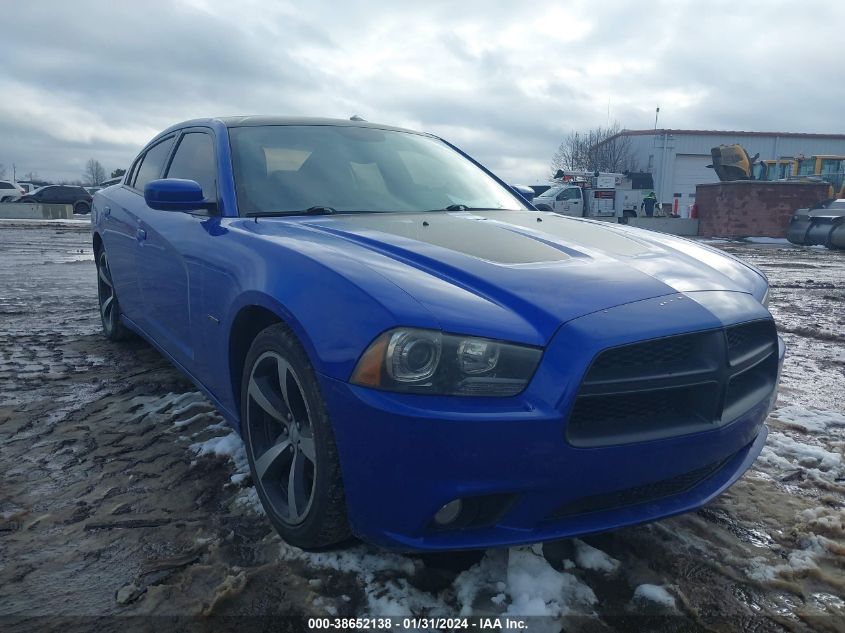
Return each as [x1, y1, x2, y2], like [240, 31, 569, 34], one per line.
[557, 188, 581, 201]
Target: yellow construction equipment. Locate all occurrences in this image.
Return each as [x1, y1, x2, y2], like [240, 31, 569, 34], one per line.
[709, 146, 845, 198]
[707, 145, 758, 181]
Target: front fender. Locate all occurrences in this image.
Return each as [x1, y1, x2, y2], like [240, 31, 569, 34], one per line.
[222, 225, 440, 380]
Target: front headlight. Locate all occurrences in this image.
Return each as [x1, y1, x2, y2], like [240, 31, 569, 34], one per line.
[350, 328, 542, 397]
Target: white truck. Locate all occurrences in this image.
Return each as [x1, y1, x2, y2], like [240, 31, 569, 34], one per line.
[532, 172, 651, 221]
[533, 175, 616, 219]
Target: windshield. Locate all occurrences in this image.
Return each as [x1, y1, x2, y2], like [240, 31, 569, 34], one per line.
[536, 185, 564, 198]
[228, 125, 526, 215]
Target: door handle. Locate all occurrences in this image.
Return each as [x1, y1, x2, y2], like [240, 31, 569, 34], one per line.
[136, 228, 147, 241]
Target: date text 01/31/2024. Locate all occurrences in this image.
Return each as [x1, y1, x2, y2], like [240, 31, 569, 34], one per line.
[307, 617, 528, 630]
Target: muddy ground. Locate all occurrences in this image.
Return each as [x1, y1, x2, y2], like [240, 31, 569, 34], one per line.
[0, 221, 843, 632]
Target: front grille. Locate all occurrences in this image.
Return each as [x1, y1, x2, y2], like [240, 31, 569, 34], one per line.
[548, 452, 736, 519]
[724, 354, 779, 421]
[726, 320, 777, 365]
[566, 320, 778, 447]
[573, 389, 683, 423]
[568, 383, 720, 446]
[591, 335, 696, 372]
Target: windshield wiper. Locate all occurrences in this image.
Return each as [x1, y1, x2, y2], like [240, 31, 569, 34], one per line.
[246, 206, 337, 218]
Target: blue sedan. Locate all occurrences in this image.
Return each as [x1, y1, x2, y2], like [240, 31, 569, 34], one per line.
[91, 116, 784, 551]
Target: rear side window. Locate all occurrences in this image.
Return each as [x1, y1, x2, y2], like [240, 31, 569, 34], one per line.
[165, 132, 216, 198]
[132, 137, 174, 191]
[0, 182, 14, 189]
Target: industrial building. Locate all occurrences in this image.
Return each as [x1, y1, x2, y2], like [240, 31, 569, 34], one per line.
[610, 129, 845, 208]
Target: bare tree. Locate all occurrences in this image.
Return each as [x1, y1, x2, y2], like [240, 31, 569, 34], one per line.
[24, 171, 40, 182]
[0, 163, 6, 180]
[84, 159, 106, 186]
[550, 122, 635, 176]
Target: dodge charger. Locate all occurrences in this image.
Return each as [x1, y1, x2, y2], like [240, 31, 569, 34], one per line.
[91, 116, 784, 551]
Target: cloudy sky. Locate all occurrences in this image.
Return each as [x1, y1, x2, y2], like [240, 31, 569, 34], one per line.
[0, 0, 841, 184]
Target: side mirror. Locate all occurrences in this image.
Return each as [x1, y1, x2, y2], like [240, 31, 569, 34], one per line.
[510, 184, 535, 203]
[144, 179, 215, 212]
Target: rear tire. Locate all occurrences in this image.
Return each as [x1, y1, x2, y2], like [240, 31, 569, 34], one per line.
[96, 247, 128, 341]
[240, 323, 350, 549]
[75, 201, 90, 214]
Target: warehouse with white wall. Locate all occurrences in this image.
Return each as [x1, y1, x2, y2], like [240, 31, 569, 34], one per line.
[616, 129, 845, 207]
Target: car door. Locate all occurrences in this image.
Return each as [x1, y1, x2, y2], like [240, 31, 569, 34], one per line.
[100, 137, 176, 323]
[557, 187, 583, 217]
[39, 187, 58, 203]
[568, 187, 583, 216]
[134, 128, 219, 370]
[552, 187, 569, 214]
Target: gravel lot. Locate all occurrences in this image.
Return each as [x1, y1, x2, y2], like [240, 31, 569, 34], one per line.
[1, 220, 843, 632]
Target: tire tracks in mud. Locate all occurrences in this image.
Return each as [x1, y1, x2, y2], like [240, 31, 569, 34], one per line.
[0, 329, 334, 618]
[1, 224, 843, 630]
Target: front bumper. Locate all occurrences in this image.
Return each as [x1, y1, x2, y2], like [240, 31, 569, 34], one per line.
[320, 291, 784, 551]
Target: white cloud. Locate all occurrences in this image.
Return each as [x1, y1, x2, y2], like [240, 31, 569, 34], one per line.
[1, 0, 842, 182]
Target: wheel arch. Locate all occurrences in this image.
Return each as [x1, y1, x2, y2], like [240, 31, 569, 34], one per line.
[227, 297, 316, 421]
[93, 231, 103, 256]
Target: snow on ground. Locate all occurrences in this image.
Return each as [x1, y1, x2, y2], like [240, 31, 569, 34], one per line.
[632, 584, 676, 609]
[744, 395, 845, 593]
[279, 541, 600, 622]
[758, 432, 842, 483]
[771, 405, 845, 433]
[573, 539, 620, 574]
[190, 432, 249, 476]
[503, 545, 597, 617]
[743, 237, 792, 244]
[188, 428, 263, 513]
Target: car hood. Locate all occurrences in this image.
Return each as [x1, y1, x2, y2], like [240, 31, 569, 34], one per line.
[249, 210, 766, 345]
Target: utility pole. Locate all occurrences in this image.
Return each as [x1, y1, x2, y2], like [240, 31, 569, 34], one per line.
[12, 163, 16, 181]
[653, 107, 660, 131]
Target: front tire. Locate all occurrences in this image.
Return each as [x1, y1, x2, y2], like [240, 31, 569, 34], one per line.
[241, 324, 350, 549]
[96, 247, 128, 341]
